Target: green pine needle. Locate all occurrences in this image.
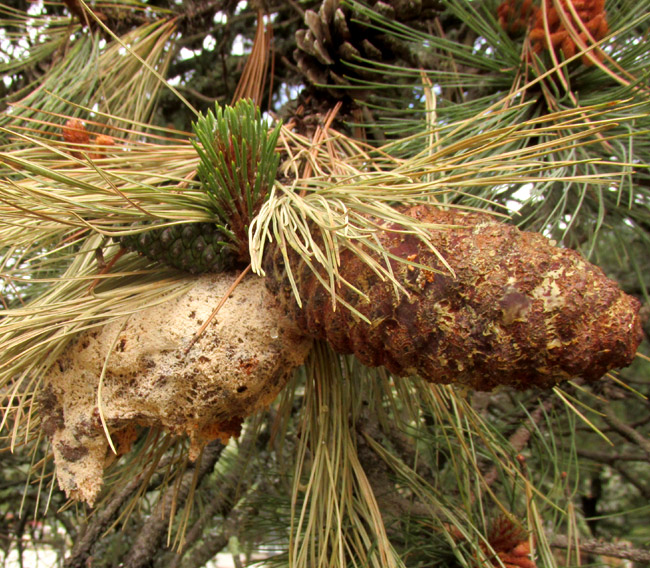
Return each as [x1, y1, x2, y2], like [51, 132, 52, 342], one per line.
[191, 99, 281, 251]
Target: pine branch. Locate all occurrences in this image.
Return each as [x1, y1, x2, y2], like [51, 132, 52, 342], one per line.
[609, 463, 650, 501]
[356, 419, 440, 521]
[576, 448, 650, 463]
[482, 394, 557, 489]
[121, 441, 225, 568]
[550, 534, 650, 564]
[61, 0, 106, 30]
[374, 418, 439, 488]
[170, 424, 263, 568]
[602, 405, 650, 459]
[64, 463, 155, 568]
[181, 531, 230, 568]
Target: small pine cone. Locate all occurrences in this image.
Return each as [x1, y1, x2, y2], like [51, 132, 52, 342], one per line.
[497, 0, 538, 37]
[295, 0, 441, 97]
[62, 119, 90, 158]
[119, 223, 239, 274]
[530, 0, 608, 65]
[264, 205, 642, 390]
[89, 134, 115, 160]
[481, 516, 536, 568]
[62, 119, 90, 145]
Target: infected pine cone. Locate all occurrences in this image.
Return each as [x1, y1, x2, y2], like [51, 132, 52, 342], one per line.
[89, 134, 115, 160]
[497, 0, 539, 37]
[264, 205, 642, 391]
[40, 274, 311, 505]
[62, 119, 90, 158]
[62, 119, 90, 145]
[529, 0, 609, 65]
[449, 516, 536, 568]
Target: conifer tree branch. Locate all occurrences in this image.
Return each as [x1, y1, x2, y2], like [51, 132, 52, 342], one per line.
[169, 424, 263, 568]
[602, 405, 650, 458]
[64, 454, 177, 568]
[121, 441, 225, 568]
[482, 395, 557, 489]
[550, 535, 650, 563]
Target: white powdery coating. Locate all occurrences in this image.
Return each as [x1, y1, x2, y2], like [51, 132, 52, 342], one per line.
[41, 274, 312, 505]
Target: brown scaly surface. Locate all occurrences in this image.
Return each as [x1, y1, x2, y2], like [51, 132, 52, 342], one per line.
[264, 204, 642, 390]
[497, 0, 538, 37]
[529, 0, 608, 66]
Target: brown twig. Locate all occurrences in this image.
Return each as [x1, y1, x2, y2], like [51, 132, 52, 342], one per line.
[170, 423, 261, 568]
[121, 440, 225, 568]
[356, 421, 438, 522]
[88, 248, 125, 293]
[62, 0, 106, 30]
[550, 534, 650, 564]
[577, 448, 650, 463]
[64, 455, 174, 568]
[482, 395, 557, 489]
[602, 405, 650, 458]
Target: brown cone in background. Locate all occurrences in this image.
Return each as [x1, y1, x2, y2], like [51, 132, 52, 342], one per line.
[529, 0, 609, 65]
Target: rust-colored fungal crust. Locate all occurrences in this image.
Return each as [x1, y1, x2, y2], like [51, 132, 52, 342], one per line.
[265, 205, 642, 391]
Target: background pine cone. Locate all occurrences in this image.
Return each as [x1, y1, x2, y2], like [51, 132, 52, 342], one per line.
[294, 0, 442, 98]
[529, 0, 608, 65]
[497, 0, 538, 37]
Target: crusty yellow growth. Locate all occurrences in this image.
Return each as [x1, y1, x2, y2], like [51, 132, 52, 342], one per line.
[40, 274, 311, 506]
[265, 205, 642, 391]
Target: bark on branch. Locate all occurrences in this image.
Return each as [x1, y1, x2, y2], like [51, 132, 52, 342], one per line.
[551, 534, 650, 564]
[121, 441, 225, 568]
[64, 455, 174, 568]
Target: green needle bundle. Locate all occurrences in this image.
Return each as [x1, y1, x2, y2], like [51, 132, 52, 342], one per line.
[119, 99, 281, 272]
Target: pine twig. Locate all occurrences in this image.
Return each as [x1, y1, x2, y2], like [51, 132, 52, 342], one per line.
[62, 0, 106, 30]
[482, 395, 557, 488]
[609, 463, 650, 500]
[121, 441, 225, 568]
[64, 456, 174, 568]
[577, 449, 650, 463]
[602, 406, 650, 459]
[356, 420, 440, 521]
[550, 534, 650, 564]
[179, 522, 231, 568]
[170, 424, 261, 568]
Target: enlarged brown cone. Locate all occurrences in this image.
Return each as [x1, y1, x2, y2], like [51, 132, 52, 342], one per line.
[265, 205, 642, 390]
